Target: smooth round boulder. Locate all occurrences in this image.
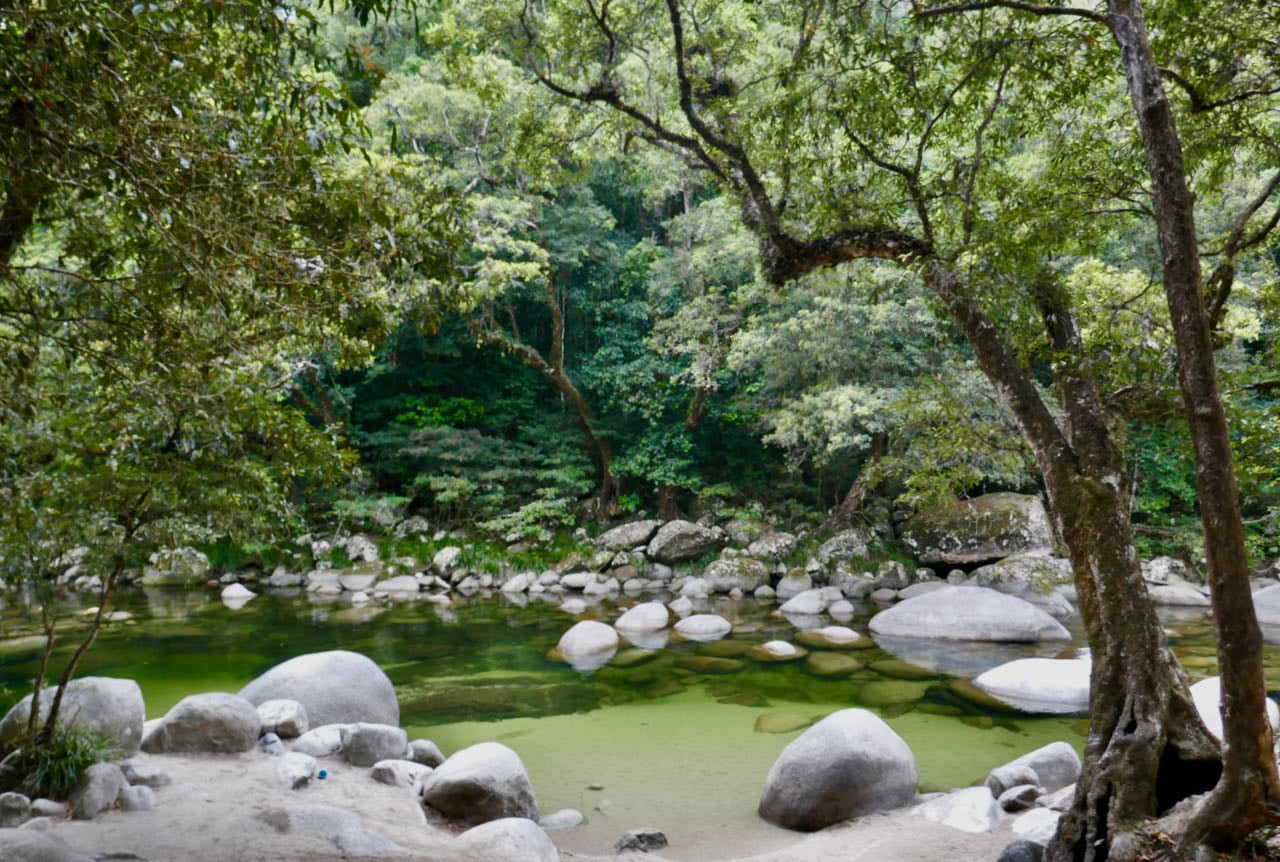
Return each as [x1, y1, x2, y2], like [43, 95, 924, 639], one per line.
[868, 586, 1070, 642]
[758, 708, 919, 831]
[987, 742, 1081, 795]
[0, 678, 145, 757]
[972, 657, 1091, 714]
[646, 520, 726, 564]
[595, 520, 662, 552]
[237, 650, 399, 728]
[419, 741, 539, 824]
[1252, 583, 1280, 626]
[614, 602, 669, 634]
[141, 692, 260, 754]
[673, 614, 732, 642]
[68, 762, 126, 820]
[1190, 676, 1280, 741]
[340, 723, 409, 768]
[911, 786, 1002, 833]
[454, 817, 559, 862]
[554, 620, 619, 671]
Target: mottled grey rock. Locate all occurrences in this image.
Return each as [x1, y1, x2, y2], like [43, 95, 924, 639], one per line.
[141, 692, 260, 753]
[340, 723, 409, 768]
[986, 764, 1040, 798]
[758, 709, 918, 831]
[118, 758, 172, 789]
[748, 532, 798, 561]
[257, 732, 286, 755]
[28, 800, 66, 819]
[333, 826, 402, 856]
[704, 557, 769, 593]
[0, 792, 31, 827]
[647, 520, 726, 565]
[867, 586, 1071, 642]
[0, 678, 145, 757]
[1012, 807, 1061, 846]
[911, 786, 1002, 833]
[419, 741, 539, 824]
[371, 759, 433, 788]
[999, 785, 1041, 813]
[596, 520, 662, 552]
[454, 817, 559, 861]
[68, 762, 125, 820]
[278, 752, 317, 789]
[900, 493, 1053, 565]
[969, 554, 1075, 617]
[141, 546, 210, 586]
[292, 724, 347, 758]
[237, 650, 399, 728]
[817, 530, 873, 564]
[117, 784, 155, 811]
[614, 826, 669, 853]
[0, 829, 93, 862]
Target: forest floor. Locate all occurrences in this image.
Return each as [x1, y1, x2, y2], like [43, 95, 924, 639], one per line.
[40, 751, 1016, 862]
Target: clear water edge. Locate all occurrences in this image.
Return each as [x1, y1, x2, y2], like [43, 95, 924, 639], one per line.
[0, 586, 1255, 859]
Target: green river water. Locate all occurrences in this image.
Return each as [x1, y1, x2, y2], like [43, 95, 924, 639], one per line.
[0, 586, 1262, 859]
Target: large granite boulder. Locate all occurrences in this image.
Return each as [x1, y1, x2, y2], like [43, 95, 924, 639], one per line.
[141, 692, 260, 753]
[704, 557, 770, 593]
[972, 658, 1091, 715]
[968, 554, 1074, 618]
[758, 708, 919, 831]
[0, 677, 145, 757]
[140, 546, 211, 585]
[1190, 676, 1280, 741]
[868, 586, 1070, 642]
[900, 493, 1053, 566]
[818, 529, 874, 564]
[748, 532, 798, 561]
[237, 650, 399, 728]
[646, 520, 726, 564]
[419, 742, 539, 824]
[595, 520, 662, 552]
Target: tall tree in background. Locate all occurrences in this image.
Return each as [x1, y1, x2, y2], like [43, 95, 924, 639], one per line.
[0, 0, 462, 767]
[459, 0, 1280, 855]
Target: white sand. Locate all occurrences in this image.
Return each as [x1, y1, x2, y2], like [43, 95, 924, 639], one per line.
[37, 751, 1018, 862]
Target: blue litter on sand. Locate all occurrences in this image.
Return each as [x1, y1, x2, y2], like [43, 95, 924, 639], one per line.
[317, 769, 328, 780]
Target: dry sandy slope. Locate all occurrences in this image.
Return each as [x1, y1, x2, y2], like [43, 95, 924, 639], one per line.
[41, 751, 1014, 862]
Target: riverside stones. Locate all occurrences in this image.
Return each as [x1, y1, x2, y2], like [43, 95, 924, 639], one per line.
[0, 830, 93, 862]
[371, 759, 433, 788]
[1190, 676, 1280, 741]
[419, 741, 539, 824]
[673, 614, 732, 641]
[868, 586, 1071, 642]
[256, 699, 309, 739]
[595, 520, 662, 551]
[986, 742, 1081, 795]
[237, 650, 400, 728]
[912, 786, 1002, 833]
[758, 708, 919, 831]
[614, 602, 669, 633]
[646, 520, 726, 564]
[0, 677, 145, 757]
[341, 723, 409, 767]
[141, 692, 260, 754]
[900, 493, 1053, 565]
[454, 817, 560, 862]
[554, 620, 619, 671]
[704, 556, 769, 593]
[69, 762, 126, 819]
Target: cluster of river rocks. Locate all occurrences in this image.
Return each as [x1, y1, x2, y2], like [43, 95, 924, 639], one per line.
[0, 648, 1088, 862]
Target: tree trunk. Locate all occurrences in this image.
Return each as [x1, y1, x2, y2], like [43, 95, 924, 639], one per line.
[1105, 2, 1280, 849]
[656, 484, 681, 520]
[825, 433, 886, 529]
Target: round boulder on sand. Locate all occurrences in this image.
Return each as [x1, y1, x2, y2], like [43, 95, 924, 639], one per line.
[0, 829, 93, 862]
[0, 677, 145, 757]
[454, 817, 559, 862]
[419, 742, 539, 824]
[868, 586, 1070, 642]
[758, 708, 919, 831]
[237, 650, 399, 728]
[141, 693, 260, 754]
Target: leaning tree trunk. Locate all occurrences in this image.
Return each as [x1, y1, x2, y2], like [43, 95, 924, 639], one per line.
[925, 263, 1222, 862]
[1105, 2, 1280, 849]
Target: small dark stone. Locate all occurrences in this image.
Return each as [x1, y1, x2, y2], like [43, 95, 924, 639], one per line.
[996, 839, 1045, 862]
[614, 827, 669, 854]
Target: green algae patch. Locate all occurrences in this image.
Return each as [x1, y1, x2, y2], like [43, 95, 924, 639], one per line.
[674, 656, 745, 674]
[869, 659, 941, 680]
[803, 653, 863, 679]
[857, 680, 931, 707]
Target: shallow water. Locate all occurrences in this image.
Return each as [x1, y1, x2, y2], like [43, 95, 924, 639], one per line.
[0, 585, 1261, 859]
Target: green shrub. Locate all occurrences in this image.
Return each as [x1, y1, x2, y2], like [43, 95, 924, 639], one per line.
[14, 724, 117, 799]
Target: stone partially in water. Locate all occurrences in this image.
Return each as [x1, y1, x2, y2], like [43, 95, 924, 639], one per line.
[674, 656, 745, 675]
[673, 614, 733, 642]
[869, 659, 939, 681]
[972, 658, 1090, 715]
[868, 586, 1070, 643]
[857, 681, 931, 708]
[754, 713, 813, 734]
[747, 641, 807, 663]
[803, 653, 863, 679]
[795, 626, 864, 650]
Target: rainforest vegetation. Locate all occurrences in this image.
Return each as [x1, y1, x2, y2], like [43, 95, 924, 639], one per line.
[3, 0, 1280, 858]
